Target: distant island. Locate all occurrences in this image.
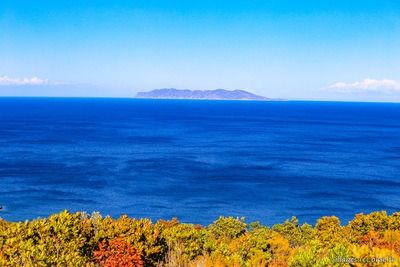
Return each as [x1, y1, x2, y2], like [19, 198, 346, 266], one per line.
[136, 88, 274, 100]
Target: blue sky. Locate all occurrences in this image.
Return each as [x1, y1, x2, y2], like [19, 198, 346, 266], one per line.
[0, 0, 399, 101]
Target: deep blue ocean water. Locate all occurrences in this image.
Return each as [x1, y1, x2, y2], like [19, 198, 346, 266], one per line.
[0, 98, 399, 225]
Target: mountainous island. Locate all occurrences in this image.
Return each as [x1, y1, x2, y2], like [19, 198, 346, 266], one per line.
[136, 88, 272, 100]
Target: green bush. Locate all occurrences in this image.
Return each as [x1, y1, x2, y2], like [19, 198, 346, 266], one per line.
[209, 216, 247, 240]
[0, 210, 400, 266]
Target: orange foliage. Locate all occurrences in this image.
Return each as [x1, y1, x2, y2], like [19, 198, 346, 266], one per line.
[94, 237, 143, 267]
[269, 259, 288, 267]
[360, 230, 400, 255]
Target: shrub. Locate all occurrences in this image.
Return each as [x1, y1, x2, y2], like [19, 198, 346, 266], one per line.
[1, 210, 400, 267]
[209, 217, 246, 240]
[94, 237, 143, 267]
[92, 215, 167, 266]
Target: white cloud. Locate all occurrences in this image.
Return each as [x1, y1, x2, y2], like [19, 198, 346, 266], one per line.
[0, 75, 49, 86]
[326, 78, 400, 93]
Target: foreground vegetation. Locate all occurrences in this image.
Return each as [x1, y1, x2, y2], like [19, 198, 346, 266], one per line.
[1, 211, 400, 266]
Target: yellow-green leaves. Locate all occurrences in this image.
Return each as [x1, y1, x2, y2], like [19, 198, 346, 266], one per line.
[1, 211, 400, 267]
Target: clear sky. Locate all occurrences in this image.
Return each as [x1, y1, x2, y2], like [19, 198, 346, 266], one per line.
[1, 0, 399, 101]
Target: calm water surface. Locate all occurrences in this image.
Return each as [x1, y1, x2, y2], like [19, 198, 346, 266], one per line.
[0, 98, 399, 225]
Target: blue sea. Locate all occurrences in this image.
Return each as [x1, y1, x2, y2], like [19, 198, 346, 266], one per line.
[0, 98, 399, 225]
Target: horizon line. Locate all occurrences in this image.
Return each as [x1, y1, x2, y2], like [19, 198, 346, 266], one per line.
[0, 96, 399, 104]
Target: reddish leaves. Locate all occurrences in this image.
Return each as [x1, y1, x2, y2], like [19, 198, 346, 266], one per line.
[94, 238, 143, 267]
